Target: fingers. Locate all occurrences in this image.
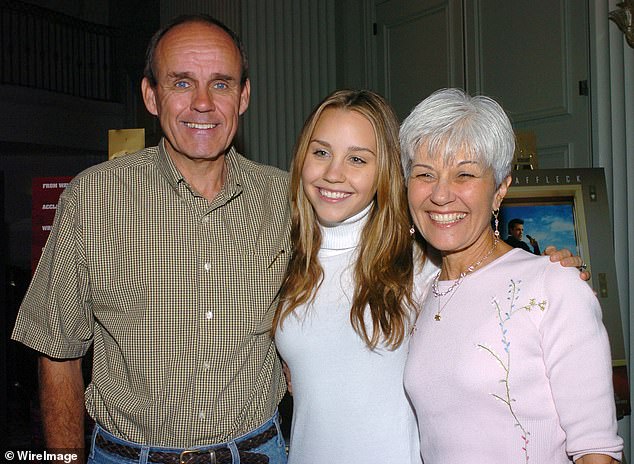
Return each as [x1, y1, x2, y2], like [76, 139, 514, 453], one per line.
[282, 361, 292, 395]
[545, 246, 573, 261]
[552, 255, 582, 267]
[546, 252, 590, 281]
[543, 247, 589, 277]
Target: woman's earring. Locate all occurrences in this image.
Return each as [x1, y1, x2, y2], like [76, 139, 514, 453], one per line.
[409, 226, 415, 237]
[492, 209, 500, 238]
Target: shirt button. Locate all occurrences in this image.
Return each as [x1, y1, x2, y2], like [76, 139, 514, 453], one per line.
[202, 362, 210, 371]
[198, 411, 205, 420]
[204, 262, 212, 271]
[205, 311, 213, 320]
[201, 216, 210, 223]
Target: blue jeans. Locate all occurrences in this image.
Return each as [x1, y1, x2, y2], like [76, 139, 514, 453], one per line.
[88, 413, 287, 464]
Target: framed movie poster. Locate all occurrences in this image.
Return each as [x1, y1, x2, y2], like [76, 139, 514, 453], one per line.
[502, 168, 630, 418]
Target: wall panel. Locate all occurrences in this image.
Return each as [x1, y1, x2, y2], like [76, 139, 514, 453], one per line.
[468, 0, 592, 168]
[241, 0, 337, 169]
[160, 1, 241, 32]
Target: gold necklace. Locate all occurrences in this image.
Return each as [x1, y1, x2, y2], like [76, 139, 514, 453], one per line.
[432, 237, 499, 321]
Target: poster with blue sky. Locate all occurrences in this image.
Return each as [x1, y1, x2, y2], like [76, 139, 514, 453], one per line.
[499, 202, 579, 254]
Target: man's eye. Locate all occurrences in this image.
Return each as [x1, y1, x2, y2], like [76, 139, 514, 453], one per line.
[213, 82, 229, 90]
[175, 81, 189, 89]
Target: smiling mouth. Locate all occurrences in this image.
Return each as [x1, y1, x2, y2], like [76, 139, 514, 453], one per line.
[429, 212, 466, 224]
[319, 188, 351, 200]
[184, 122, 218, 129]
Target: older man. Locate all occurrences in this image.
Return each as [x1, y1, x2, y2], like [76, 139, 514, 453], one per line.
[12, 15, 290, 464]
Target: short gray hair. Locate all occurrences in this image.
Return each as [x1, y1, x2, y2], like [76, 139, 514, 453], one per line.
[399, 88, 515, 186]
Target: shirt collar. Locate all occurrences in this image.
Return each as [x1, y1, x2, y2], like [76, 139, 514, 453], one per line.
[155, 138, 243, 200]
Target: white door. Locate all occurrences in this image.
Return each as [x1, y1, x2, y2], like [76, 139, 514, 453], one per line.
[374, 0, 591, 168]
[374, 0, 464, 121]
[465, 0, 591, 168]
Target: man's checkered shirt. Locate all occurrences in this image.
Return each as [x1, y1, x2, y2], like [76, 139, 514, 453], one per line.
[12, 140, 292, 447]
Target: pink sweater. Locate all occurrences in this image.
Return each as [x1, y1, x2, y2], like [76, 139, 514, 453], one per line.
[404, 248, 623, 463]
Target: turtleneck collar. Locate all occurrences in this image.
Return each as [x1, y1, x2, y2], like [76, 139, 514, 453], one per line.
[318, 202, 373, 257]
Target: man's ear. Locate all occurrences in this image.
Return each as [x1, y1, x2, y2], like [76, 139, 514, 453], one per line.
[141, 77, 159, 116]
[238, 79, 251, 116]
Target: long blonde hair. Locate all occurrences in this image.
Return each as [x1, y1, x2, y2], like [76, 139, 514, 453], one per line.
[273, 89, 416, 349]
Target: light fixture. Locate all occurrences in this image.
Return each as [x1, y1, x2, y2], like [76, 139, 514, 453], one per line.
[609, 0, 634, 48]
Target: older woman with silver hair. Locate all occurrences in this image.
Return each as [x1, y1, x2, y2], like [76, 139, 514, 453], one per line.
[402, 88, 623, 463]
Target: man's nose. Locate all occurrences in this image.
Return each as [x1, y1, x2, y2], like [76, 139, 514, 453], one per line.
[192, 87, 216, 112]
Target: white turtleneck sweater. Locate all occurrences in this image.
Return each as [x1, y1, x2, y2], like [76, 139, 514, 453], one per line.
[275, 205, 426, 464]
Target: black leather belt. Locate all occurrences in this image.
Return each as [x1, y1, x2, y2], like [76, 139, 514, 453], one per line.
[94, 423, 277, 464]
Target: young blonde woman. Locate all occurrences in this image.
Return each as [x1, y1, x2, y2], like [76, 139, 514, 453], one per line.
[273, 89, 426, 463]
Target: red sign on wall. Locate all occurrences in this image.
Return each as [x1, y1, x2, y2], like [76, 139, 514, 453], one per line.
[31, 176, 73, 273]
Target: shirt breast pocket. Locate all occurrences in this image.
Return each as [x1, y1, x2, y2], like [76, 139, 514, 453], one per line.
[230, 248, 290, 336]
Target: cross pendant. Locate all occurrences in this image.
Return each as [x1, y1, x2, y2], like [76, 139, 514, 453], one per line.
[434, 314, 441, 321]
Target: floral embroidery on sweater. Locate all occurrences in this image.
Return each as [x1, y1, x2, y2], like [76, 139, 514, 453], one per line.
[477, 279, 547, 463]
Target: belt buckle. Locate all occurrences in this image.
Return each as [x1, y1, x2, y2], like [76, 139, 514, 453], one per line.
[179, 448, 216, 464]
